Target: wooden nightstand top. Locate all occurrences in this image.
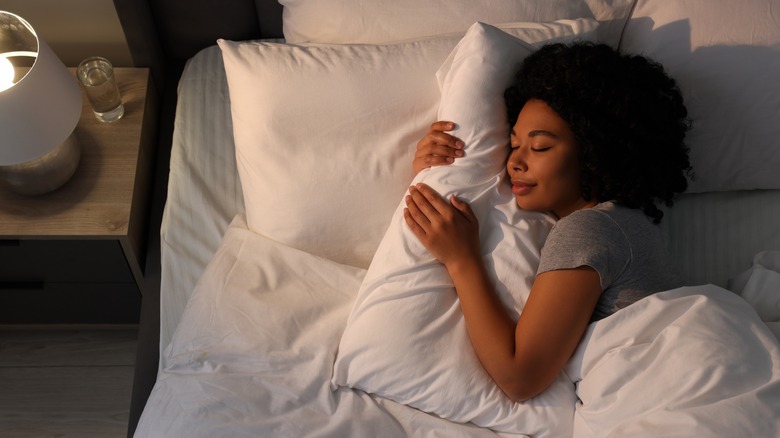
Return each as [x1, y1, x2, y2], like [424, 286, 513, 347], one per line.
[0, 68, 154, 240]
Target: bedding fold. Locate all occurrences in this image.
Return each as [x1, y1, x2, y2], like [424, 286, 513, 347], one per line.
[566, 285, 780, 437]
[729, 250, 780, 340]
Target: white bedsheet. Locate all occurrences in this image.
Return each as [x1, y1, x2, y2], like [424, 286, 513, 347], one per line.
[159, 45, 246, 359]
[138, 216, 780, 437]
[140, 216, 515, 438]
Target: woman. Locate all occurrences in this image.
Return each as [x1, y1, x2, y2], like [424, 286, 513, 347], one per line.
[404, 42, 692, 402]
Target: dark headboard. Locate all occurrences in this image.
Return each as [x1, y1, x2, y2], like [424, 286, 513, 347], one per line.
[111, 2, 284, 436]
[113, 0, 283, 88]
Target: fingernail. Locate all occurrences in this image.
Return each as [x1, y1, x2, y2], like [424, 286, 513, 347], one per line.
[455, 141, 464, 148]
[455, 150, 464, 157]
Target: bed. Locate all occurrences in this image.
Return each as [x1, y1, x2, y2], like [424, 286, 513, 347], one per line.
[120, 1, 780, 436]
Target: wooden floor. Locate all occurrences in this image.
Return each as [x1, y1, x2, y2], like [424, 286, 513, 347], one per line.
[0, 327, 137, 438]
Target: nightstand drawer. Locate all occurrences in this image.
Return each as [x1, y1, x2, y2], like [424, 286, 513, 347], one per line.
[0, 240, 135, 284]
[0, 282, 140, 324]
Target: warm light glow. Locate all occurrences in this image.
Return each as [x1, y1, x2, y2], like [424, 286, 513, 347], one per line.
[0, 51, 38, 92]
[0, 56, 14, 92]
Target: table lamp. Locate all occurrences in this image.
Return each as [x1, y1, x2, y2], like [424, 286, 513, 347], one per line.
[0, 10, 82, 195]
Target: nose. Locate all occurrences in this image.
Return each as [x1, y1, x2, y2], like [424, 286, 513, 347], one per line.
[507, 148, 527, 172]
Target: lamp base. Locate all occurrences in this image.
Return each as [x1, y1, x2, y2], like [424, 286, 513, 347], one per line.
[0, 130, 81, 195]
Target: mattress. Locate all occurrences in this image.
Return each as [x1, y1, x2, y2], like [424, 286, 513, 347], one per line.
[159, 44, 780, 359]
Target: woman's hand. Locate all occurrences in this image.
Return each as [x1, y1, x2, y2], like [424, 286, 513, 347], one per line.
[412, 121, 465, 174]
[403, 183, 480, 269]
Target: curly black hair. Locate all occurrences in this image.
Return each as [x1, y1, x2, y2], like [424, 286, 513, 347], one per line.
[504, 42, 692, 223]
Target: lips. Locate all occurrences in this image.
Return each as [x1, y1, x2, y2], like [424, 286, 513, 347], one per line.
[511, 179, 535, 196]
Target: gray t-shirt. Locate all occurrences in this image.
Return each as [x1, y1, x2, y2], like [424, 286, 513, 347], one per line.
[537, 202, 683, 321]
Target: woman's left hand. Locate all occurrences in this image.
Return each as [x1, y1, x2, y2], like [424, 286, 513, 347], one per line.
[404, 183, 481, 269]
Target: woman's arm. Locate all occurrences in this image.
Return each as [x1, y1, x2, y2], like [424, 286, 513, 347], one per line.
[405, 183, 601, 402]
[476, 267, 601, 401]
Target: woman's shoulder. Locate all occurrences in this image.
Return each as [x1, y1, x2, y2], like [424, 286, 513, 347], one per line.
[546, 203, 649, 256]
[555, 202, 623, 233]
[563, 202, 652, 230]
[539, 202, 632, 279]
[547, 203, 627, 248]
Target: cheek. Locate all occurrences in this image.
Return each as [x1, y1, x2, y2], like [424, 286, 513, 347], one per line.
[545, 156, 581, 191]
[558, 159, 583, 194]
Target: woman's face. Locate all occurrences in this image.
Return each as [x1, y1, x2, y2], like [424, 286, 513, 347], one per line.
[506, 99, 596, 219]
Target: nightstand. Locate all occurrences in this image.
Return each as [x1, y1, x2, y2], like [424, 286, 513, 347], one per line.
[0, 68, 157, 324]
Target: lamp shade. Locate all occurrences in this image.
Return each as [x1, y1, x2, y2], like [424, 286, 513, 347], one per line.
[0, 11, 82, 166]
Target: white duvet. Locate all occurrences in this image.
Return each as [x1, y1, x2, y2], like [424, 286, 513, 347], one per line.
[136, 216, 780, 437]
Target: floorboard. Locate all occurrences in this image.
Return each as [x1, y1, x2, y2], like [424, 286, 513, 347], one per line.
[0, 328, 137, 438]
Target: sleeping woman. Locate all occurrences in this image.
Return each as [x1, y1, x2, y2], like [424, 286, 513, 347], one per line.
[404, 42, 693, 402]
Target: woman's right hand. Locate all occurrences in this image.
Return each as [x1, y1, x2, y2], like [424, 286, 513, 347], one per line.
[412, 121, 465, 174]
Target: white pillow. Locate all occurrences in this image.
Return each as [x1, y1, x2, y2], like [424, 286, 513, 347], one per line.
[279, 0, 635, 47]
[332, 22, 592, 435]
[218, 19, 597, 268]
[620, 0, 780, 192]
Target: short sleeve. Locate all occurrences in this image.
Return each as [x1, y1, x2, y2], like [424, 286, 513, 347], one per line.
[537, 209, 630, 289]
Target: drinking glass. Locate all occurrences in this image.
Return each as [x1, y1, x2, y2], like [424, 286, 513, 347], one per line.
[77, 56, 124, 123]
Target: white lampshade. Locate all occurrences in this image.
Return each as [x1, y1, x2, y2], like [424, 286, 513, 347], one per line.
[0, 11, 82, 194]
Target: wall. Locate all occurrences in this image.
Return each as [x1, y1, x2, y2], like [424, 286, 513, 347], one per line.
[0, 0, 133, 67]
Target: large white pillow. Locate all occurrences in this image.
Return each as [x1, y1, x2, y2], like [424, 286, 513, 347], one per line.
[279, 0, 635, 47]
[620, 0, 780, 192]
[332, 22, 593, 435]
[218, 19, 598, 268]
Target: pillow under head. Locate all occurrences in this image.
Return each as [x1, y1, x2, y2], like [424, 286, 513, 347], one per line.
[621, 0, 780, 192]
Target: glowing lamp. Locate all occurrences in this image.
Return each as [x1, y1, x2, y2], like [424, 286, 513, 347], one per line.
[0, 11, 82, 195]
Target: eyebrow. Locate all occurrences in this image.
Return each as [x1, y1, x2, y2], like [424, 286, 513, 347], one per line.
[510, 128, 559, 139]
[528, 129, 559, 139]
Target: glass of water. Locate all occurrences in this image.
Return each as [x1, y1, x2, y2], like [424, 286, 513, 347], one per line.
[77, 56, 124, 123]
